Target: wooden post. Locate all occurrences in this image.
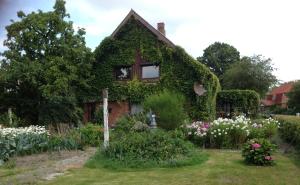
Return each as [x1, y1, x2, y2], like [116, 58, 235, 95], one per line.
[8, 108, 12, 126]
[103, 88, 109, 148]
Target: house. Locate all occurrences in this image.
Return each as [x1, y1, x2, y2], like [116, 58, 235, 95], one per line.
[83, 10, 220, 125]
[261, 81, 296, 108]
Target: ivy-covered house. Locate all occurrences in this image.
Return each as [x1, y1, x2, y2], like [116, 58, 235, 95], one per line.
[84, 10, 220, 125]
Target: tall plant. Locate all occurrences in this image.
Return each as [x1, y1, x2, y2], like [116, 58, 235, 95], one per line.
[143, 90, 187, 130]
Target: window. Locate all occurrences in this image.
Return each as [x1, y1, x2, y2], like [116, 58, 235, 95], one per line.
[142, 65, 159, 79]
[115, 67, 132, 80]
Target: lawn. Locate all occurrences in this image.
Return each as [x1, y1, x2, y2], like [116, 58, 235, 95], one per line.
[42, 149, 300, 185]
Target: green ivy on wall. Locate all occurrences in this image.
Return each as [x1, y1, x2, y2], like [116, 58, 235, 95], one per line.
[92, 17, 220, 121]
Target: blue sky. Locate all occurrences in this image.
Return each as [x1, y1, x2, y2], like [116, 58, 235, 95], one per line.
[1, 0, 300, 82]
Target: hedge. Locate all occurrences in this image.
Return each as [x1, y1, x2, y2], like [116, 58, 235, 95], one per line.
[276, 115, 300, 149]
[217, 90, 260, 116]
[91, 17, 220, 121]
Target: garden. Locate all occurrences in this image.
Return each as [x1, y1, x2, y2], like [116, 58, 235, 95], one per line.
[1, 90, 300, 185]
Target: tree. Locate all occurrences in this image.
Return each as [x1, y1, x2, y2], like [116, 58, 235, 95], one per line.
[197, 42, 240, 77]
[0, 0, 94, 125]
[222, 55, 277, 96]
[288, 81, 300, 112]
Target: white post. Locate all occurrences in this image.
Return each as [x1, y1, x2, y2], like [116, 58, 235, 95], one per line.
[103, 88, 109, 148]
[8, 108, 12, 126]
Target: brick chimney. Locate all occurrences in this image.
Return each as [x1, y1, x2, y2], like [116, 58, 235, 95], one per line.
[157, 22, 165, 36]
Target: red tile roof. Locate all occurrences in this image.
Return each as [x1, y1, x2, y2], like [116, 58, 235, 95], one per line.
[267, 82, 295, 95]
[261, 81, 298, 107]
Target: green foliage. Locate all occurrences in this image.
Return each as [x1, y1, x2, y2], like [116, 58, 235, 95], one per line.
[78, 124, 103, 147]
[276, 115, 300, 149]
[197, 42, 240, 77]
[87, 129, 207, 168]
[143, 90, 187, 130]
[288, 81, 300, 112]
[242, 138, 276, 165]
[0, 0, 94, 125]
[217, 90, 260, 117]
[222, 55, 278, 96]
[0, 123, 103, 162]
[93, 17, 220, 121]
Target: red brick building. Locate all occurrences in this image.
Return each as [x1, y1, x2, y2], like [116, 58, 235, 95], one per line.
[261, 81, 296, 108]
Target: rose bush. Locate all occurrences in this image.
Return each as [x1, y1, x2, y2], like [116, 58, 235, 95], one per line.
[242, 138, 276, 165]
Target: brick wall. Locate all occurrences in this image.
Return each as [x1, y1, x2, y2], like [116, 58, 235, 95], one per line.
[108, 101, 130, 126]
[83, 101, 130, 126]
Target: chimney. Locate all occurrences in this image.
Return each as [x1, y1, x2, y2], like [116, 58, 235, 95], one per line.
[157, 22, 165, 36]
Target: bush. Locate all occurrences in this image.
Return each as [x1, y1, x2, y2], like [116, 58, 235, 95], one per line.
[184, 116, 280, 149]
[209, 116, 250, 148]
[89, 129, 207, 168]
[78, 123, 103, 146]
[143, 90, 187, 130]
[276, 115, 300, 149]
[0, 124, 102, 163]
[0, 126, 49, 162]
[242, 138, 276, 165]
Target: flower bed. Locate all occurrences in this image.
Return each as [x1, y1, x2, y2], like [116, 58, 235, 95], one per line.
[185, 116, 280, 149]
[0, 126, 49, 163]
[0, 124, 103, 164]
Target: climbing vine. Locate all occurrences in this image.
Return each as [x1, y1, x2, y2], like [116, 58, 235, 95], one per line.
[92, 17, 220, 120]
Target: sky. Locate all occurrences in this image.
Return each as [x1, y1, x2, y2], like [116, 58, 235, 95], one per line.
[0, 0, 299, 82]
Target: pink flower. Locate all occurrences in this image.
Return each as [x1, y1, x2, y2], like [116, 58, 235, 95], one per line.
[265, 156, 272, 160]
[252, 143, 261, 149]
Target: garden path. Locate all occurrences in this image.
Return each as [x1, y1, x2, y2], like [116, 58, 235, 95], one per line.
[0, 147, 96, 185]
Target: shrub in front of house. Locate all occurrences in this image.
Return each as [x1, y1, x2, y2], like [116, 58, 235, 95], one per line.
[87, 129, 208, 169]
[78, 123, 103, 147]
[143, 90, 187, 130]
[242, 138, 276, 166]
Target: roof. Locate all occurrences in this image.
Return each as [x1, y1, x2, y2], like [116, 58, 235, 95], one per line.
[267, 81, 296, 95]
[111, 9, 176, 48]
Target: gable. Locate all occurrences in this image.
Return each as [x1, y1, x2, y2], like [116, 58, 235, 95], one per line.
[111, 9, 175, 48]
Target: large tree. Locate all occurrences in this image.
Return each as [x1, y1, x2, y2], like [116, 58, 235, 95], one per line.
[288, 81, 300, 112]
[0, 0, 94, 125]
[222, 55, 277, 96]
[197, 42, 240, 77]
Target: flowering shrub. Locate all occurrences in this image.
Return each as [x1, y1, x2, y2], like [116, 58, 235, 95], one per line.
[186, 121, 210, 146]
[0, 124, 100, 163]
[249, 117, 280, 139]
[242, 138, 276, 165]
[185, 116, 280, 149]
[210, 116, 250, 148]
[0, 126, 49, 162]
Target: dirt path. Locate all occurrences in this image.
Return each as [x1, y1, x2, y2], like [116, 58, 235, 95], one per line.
[0, 147, 97, 185]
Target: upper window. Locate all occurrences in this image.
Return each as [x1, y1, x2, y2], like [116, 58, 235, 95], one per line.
[115, 67, 132, 80]
[142, 65, 159, 79]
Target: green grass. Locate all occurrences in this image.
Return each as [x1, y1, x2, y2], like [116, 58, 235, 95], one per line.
[42, 150, 300, 185]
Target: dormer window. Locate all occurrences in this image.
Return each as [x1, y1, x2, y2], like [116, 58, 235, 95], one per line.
[115, 66, 132, 80]
[141, 65, 159, 79]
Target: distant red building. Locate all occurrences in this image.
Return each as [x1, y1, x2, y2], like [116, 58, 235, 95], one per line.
[261, 81, 296, 108]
